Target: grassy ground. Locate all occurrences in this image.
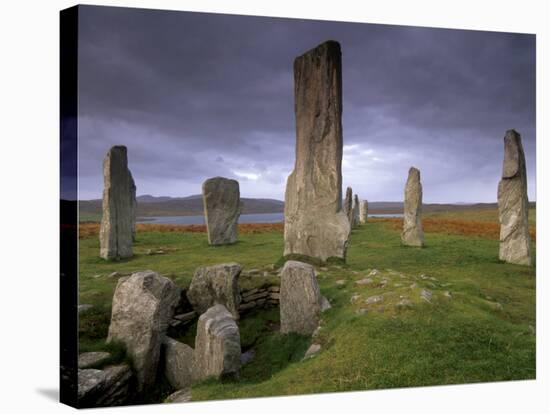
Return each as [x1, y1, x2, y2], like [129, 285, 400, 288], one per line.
[78, 208, 536, 402]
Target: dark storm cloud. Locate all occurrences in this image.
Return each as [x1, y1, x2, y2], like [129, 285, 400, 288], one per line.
[77, 5, 535, 202]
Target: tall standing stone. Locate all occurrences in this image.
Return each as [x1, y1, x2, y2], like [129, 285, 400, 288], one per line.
[352, 194, 360, 228]
[193, 304, 241, 381]
[129, 172, 137, 242]
[401, 167, 424, 247]
[99, 146, 135, 259]
[202, 177, 241, 245]
[498, 129, 531, 265]
[359, 200, 369, 224]
[344, 187, 353, 224]
[107, 271, 180, 391]
[284, 41, 350, 262]
[280, 261, 324, 336]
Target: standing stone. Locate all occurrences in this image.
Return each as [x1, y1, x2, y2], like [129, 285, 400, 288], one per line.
[193, 304, 241, 381]
[498, 129, 531, 265]
[283, 41, 350, 262]
[352, 194, 360, 228]
[202, 177, 241, 245]
[129, 172, 137, 242]
[187, 263, 242, 320]
[163, 337, 194, 390]
[99, 146, 135, 259]
[107, 271, 180, 391]
[280, 261, 324, 335]
[401, 167, 424, 247]
[344, 187, 353, 224]
[359, 200, 369, 224]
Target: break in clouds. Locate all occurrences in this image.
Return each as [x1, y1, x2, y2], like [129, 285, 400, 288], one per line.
[75, 5, 536, 203]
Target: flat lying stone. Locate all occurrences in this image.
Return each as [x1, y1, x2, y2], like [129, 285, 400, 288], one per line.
[78, 352, 111, 369]
[165, 388, 192, 403]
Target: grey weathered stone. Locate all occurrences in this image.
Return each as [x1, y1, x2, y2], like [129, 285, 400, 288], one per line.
[498, 130, 531, 266]
[187, 263, 241, 319]
[99, 146, 135, 260]
[365, 295, 384, 305]
[303, 343, 321, 359]
[283, 41, 351, 262]
[193, 304, 241, 381]
[78, 352, 111, 369]
[78, 304, 93, 314]
[352, 194, 360, 228]
[420, 289, 433, 302]
[78, 364, 134, 407]
[202, 177, 241, 245]
[165, 389, 192, 403]
[163, 337, 194, 390]
[280, 261, 324, 335]
[107, 271, 180, 391]
[401, 167, 425, 247]
[359, 200, 368, 224]
[129, 172, 137, 242]
[344, 187, 353, 224]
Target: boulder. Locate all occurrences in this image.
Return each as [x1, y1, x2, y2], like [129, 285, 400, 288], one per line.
[401, 167, 425, 247]
[359, 200, 368, 224]
[280, 261, 324, 335]
[163, 337, 194, 390]
[193, 304, 241, 381]
[187, 263, 241, 319]
[77, 364, 134, 408]
[99, 145, 135, 259]
[107, 271, 180, 391]
[283, 41, 351, 262]
[498, 129, 531, 265]
[202, 177, 241, 245]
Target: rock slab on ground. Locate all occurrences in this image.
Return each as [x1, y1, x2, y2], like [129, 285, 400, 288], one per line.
[202, 177, 241, 245]
[193, 304, 241, 382]
[402, 167, 425, 247]
[77, 364, 134, 407]
[498, 129, 531, 266]
[107, 271, 180, 391]
[99, 145, 136, 260]
[187, 263, 242, 319]
[283, 41, 350, 262]
[78, 352, 111, 369]
[280, 260, 324, 335]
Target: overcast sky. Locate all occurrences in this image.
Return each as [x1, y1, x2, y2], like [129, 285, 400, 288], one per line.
[76, 5, 536, 203]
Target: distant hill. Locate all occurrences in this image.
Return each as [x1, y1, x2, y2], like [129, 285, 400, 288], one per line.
[79, 194, 285, 220]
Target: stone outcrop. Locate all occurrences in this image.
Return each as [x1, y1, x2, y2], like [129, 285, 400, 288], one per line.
[99, 146, 136, 259]
[344, 187, 353, 224]
[280, 261, 324, 335]
[283, 41, 350, 262]
[359, 200, 368, 224]
[187, 263, 242, 319]
[202, 177, 241, 245]
[193, 304, 241, 381]
[107, 271, 180, 391]
[352, 194, 360, 228]
[77, 364, 134, 408]
[498, 129, 531, 265]
[401, 167, 424, 247]
[163, 337, 194, 390]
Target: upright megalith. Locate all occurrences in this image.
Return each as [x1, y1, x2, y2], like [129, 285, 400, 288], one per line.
[202, 177, 241, 245]
[187, 263, 242, 319]
[352, 194, 360, 228]
[402, 167, 424, 247]
[359, 200, 369, 224]
[129, 172, 137, 242]
[99, 146, 136, 260]
[280, 261, 324, 336]
[498, 129, 531, 265]
[283, 40, 350, 262]
[344, 187, 353, 224]
[193, 304, 241, 381]
[107, 271, 180, 391]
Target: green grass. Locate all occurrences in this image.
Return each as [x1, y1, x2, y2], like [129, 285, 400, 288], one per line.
[78, 215, 536, 403]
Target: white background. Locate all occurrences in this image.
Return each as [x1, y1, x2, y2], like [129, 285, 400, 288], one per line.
[0, 0, 547, 412]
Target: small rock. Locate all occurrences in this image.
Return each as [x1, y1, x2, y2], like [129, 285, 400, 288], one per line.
[396, 298, 413, 308]
[356, 308, 368, 315]
[78, 304, 93, 314]
[165, 388, 192, 403]
[321, 296, 332, 312]
[410, 283, 418, 289]
[368, 269, 379, 277]
[420, 289, 433, 302]
[394, 283, 403, 287]
[335, 279, 346, 286]
[320, 267, 329, 272]
[350, 294, 361, 304]
[365, 295, 384, 305]
[108, 271, 121, 278]
[490, 301, 504, 311]
[303, 344, 321, 360]
[356, 278, 373, 285]
[443, 291, 452, 298]
[78, 352, 111, 369]
[312, 326, 322, 338]
[92, 274, 102, 279]
[420, 274, 429, 280]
